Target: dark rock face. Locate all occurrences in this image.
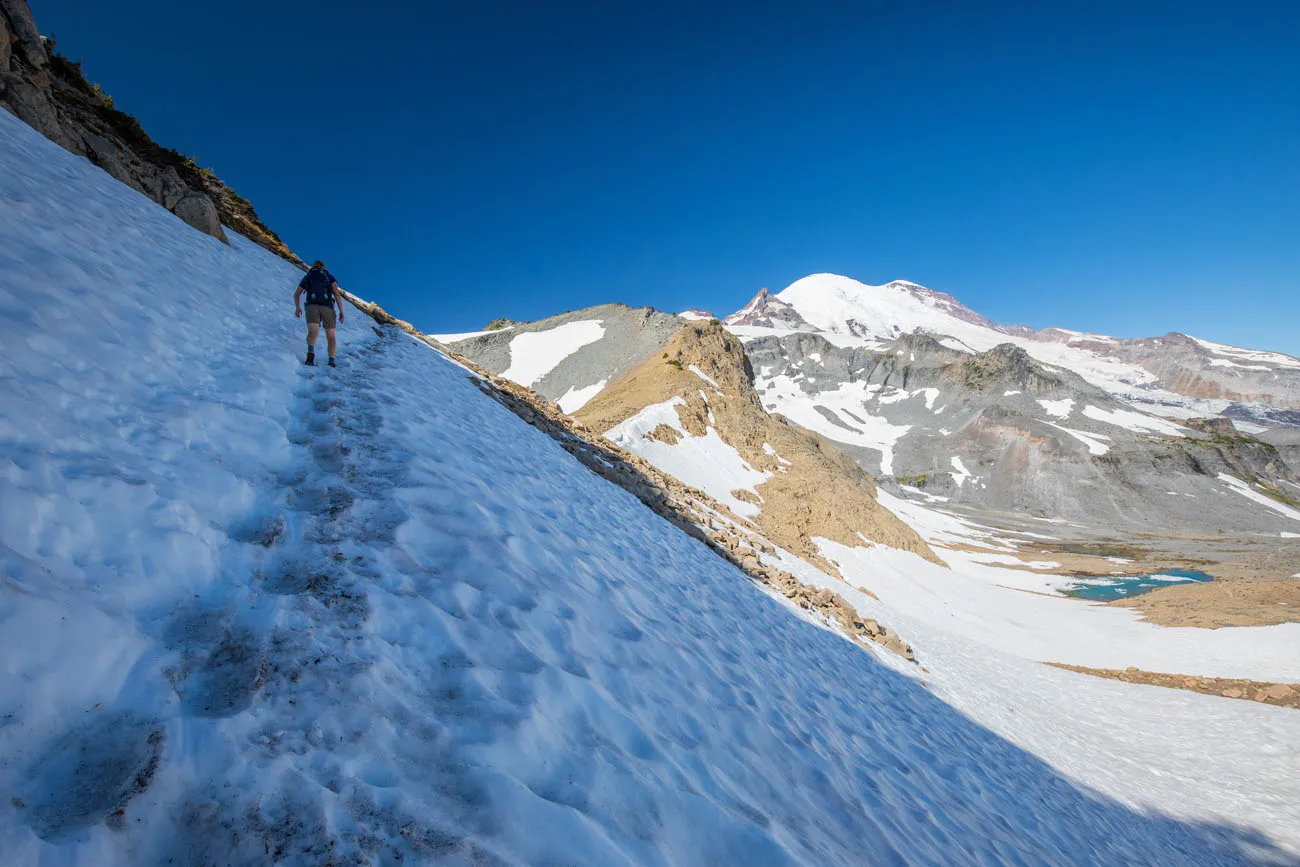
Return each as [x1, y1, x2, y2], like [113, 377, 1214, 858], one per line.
[0, 1, 296, 260]
[724, 288, 813, 330]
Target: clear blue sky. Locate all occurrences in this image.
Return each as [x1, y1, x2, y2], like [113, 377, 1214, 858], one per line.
[34, 0, 1300, 352]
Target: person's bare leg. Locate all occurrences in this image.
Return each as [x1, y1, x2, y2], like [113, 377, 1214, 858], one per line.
[326, 328, 337, 361]
[307, 322, 320, 360]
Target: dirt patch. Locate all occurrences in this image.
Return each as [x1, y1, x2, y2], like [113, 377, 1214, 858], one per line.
[1047, 663, 1300, 709]
[1108, 577, 1300, 628]
[645, 423, 681, 445]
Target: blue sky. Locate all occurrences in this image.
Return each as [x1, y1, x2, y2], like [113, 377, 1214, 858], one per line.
[35, 0, 1300, 352]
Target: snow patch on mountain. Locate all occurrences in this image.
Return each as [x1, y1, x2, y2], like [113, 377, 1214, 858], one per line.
[1217, 474, 1300, 522]
[688, 364, 721, 391]
[1045, 422, 1113, 455]
[733, 273, 1300, 417]
[753, 374, 911, 475]
[604, 398, 770, 517]
[557, 378, 607, 413]
[501, 319, 606, 386]
[1038, 397, 1075, 419]
[1082, 405, 1188, 437]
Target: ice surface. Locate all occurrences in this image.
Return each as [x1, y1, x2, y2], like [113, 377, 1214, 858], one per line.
[0, 110, 1296, 864]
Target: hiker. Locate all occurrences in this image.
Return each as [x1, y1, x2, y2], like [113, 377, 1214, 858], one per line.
[294, 259, 345, 366]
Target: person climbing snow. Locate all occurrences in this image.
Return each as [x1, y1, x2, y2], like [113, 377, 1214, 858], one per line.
[294, 259, 345, 366]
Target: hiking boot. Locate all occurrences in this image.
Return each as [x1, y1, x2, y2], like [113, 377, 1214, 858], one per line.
[328, 358, 336, 368]
[305, 351, 315, 366]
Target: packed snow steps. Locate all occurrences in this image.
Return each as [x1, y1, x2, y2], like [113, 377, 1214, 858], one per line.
[340, 291, 918, 662]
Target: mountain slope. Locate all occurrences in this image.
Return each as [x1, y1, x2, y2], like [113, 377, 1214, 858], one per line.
[744, 329, 1300, 537]
[441, 304, 683, 413]
[573, 320, 941, 567]
[6, 98, 1300, 864]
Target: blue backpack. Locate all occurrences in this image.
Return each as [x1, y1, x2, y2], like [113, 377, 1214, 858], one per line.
[302, 267, 335, 307]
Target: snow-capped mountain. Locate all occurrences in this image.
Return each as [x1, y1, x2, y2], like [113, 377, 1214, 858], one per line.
[728, 274, 1300, 416]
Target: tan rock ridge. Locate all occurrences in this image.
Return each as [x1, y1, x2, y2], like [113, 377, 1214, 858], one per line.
[1047, 663, 1300, 710]
[575, 320, 943, 571]
[341, 291, 919, 662]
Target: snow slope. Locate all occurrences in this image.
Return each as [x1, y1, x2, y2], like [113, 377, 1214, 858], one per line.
[1, 112, 1296, 864]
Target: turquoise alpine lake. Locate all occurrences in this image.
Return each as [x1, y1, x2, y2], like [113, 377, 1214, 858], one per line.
[1066, 569, 1214, 601]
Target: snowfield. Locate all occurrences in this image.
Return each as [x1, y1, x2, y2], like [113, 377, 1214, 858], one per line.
[2, 111, 1300, 866]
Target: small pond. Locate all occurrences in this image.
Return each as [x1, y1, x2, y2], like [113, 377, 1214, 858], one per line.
[1065, 569, 1214, 601]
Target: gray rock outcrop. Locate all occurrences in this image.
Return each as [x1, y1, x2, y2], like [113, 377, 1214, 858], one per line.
[0, 0, 297, 260]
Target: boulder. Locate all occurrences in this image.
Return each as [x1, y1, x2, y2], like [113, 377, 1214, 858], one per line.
[157, 166, 187, 210]
[1262, 683, 1294, 701]
[0, 72, 68, 146]
[81, 131, 132, 184]
[171, 192, 229, 243]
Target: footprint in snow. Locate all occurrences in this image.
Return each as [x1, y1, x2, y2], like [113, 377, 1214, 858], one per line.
[22, 712, 164, 840]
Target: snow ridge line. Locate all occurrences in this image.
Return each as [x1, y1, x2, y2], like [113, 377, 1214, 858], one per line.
[339, 292, 918, 662]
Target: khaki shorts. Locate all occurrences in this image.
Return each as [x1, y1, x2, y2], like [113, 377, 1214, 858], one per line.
[305, 304, 337, 329]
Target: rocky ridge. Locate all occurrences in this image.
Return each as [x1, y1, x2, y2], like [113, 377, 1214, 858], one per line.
[574, 320, 942, 570]
[1047, 663, 1300, 710]
[724, 288, 813, 330]
[0, 0, 297, 262]
[446, 304, 684, 408]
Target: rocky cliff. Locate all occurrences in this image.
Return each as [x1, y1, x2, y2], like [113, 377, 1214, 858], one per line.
[0, 0, 298, 263]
